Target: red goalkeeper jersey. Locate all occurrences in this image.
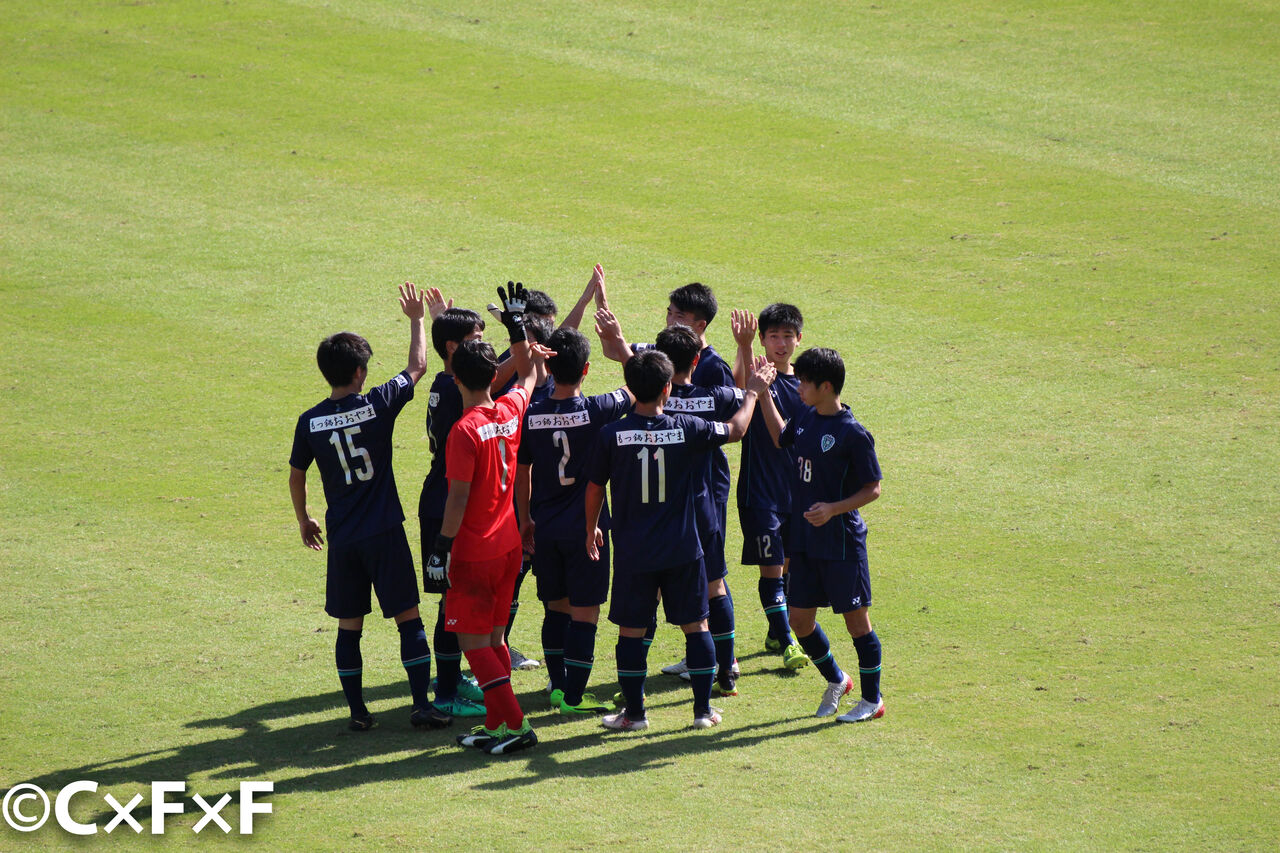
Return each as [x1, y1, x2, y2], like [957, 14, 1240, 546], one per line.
[445, 387, 529, 561]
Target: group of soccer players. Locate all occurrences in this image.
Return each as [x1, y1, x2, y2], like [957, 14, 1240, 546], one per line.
[288, 267, 884, 757]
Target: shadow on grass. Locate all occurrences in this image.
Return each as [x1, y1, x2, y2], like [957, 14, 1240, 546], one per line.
[14, 673, 827, 829]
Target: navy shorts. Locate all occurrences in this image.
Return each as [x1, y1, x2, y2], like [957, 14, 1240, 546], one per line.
[786, 544, 872, 614]
[608, 560, 709, 629]
[739, 506, 789, 566]
[533, 534, 610, 607]
[326, 525, 421, 619]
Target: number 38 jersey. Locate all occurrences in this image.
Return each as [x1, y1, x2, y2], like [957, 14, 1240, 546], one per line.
[517, 389, 632, 541]
[780, 405, 882, 559]
[587, 412, 732, 575]
[289, 370, 415, 548]
[446, 387, 530, 562]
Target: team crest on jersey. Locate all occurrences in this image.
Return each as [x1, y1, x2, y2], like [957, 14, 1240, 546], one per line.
[820, 434, 835, 453]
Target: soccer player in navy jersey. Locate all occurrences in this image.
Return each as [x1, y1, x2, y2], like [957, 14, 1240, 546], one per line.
[730, 304, 811, 671]
[417, 305, 490, 719]
[757, 347, 885, 723]
[514, 327, 634, 715]
[585, 350, 776, 731]
[492, 265, 607, 670]
[288, 283, 450, 732]
[654, 325, 744, 696]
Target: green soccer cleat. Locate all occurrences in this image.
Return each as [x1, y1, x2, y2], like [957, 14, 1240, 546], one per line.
[430, 675, 484, 704]
[456, 724, 502, 750]
[782, 643, 811, 671]
[764, 636, 783, 653]
[712, 680, 739, 698]
[548, 689, 565, 709]
[434, 696, 486, 718]
[558, 692, 615, 715]
[485, 721, 538, 755]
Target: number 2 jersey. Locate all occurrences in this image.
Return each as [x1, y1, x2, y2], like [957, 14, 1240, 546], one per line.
[289, 370, 415, 548]
[780, 404, 882, 559]
[586, 412, 732, 574]
[445, 386, 530, 562]
[516, 389, 633, 541]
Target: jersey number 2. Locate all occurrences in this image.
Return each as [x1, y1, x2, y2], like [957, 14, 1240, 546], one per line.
[552, 430, 576, 486]
[329, 427, 373, 485]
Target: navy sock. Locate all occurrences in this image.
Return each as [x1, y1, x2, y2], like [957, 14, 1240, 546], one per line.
[797, 624, 845, 685]
[642, 618, 657, 648]
[335, 628, 367, 717]
[541, 609, 571, 693]
[853, 630, 882, 703]
[398, 617, 432, 710]
[707, 594, 736, 687]
[759, 577, 793, 647]
[616, 636, 649, 721]
[685, 630, 716, 717]
[504, 558, 532, 643]
[563, 620, 598, 705]
[433, 598, 462, 702]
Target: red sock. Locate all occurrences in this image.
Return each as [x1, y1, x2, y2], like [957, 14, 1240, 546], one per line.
[494, 642, 512, 675]
[464, 646, 524, 730]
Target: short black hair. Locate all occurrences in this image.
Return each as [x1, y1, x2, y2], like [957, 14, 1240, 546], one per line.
[624, 349, 673, 404]
[546, 327, 590, 386]
[526, 289, 556, 319]
[794, 347, 845, 395]
[758, 303, 803, 337]
[524, 313, 554, 347]
[654, 324, 701, 375]
[317, 332, 372, 387]
[452, 339, 499, 391]
[669, 282, 717, 325]
[432, 308, 485, 361]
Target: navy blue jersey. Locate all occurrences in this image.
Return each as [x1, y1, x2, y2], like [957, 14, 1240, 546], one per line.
[420, 371, 463, 520]
[587, 412, 731, 574]
[664, 383, 743, 535]
[496, 346, 556, 401]
[290, 370, 415, 547]
[632, 342, 736, 503]
[780, 405, 882, 560]
[738, 372, 803, 512]
[517, 389, 632, 540]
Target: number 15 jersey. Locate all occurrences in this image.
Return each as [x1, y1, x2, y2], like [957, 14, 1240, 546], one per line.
[289, 370, 415, 548]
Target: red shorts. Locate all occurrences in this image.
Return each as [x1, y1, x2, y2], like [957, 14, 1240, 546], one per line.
[444, 547, 522, 635]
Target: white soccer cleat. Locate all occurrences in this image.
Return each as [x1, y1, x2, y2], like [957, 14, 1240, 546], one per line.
[509, 647, 541, 670]
[837, 696, 885, 723]
[661, 658, 689, 676]
[816, 674, 854, 717]
[692, 707, 723, 729]
[601, 711, 649, 731]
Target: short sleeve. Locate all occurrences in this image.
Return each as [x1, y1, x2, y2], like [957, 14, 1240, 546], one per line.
[848, 426, 882, 486]
[714, 386, 744, 420]
[516, 410, 534, 465]
[445, 422, 478, 484]
[586, 432, 612, 486]
[369, 370, 415, 417]
[779, 416, 798, 448]
[288, 416, 314, 470]
[683, 415, 732, 451]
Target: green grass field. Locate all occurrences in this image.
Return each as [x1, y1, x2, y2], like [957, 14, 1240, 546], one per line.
[2, 0, 1277, 848]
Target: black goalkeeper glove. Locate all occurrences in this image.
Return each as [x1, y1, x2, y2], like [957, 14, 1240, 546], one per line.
[424, 534, 454, 592]
[497, 280, 528, 344]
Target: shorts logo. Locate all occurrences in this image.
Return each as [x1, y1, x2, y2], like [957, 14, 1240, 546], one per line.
[820, 434, 835, 453]
[850, 596, 862, 608]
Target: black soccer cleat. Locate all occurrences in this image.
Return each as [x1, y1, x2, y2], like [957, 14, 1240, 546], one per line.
[348, 713, 377, 732]
[410, 705, 453, 729]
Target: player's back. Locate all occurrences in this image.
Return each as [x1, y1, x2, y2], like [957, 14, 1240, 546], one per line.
[588, 411, 730, 574]
[738, 372, 803, 512]
[290, 371, 415, 547]
[664, 383, 742, 534]
[519, 389, 631, 539]
[421, 371, 463, 520]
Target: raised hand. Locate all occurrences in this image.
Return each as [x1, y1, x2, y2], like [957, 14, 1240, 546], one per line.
[594, 306, 623, 341]
[731, 309, 757, 347]
[746, 355, 776, 393]
[497, 280, 529, 342]
[424, 285, 452, 321]
[399, 281, 426, 320]
[590, 263, 608, 309]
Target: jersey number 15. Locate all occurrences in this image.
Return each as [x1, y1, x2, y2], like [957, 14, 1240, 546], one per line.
[329, 427, 374, 485]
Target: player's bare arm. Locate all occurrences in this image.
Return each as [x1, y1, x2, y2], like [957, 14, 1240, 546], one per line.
[722, 358, 776, 441]
[288, 466, 324, 551]
[729, 308, 757, 389]
[804, 480, 882, 527]
[757, 359, 788, 447]
[399, 281, 429, 384]
[515, 462, 535, 553]
[584, 481, 606, 561]
[594, 306, 633, 363]
[559, 263, 605, 331]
